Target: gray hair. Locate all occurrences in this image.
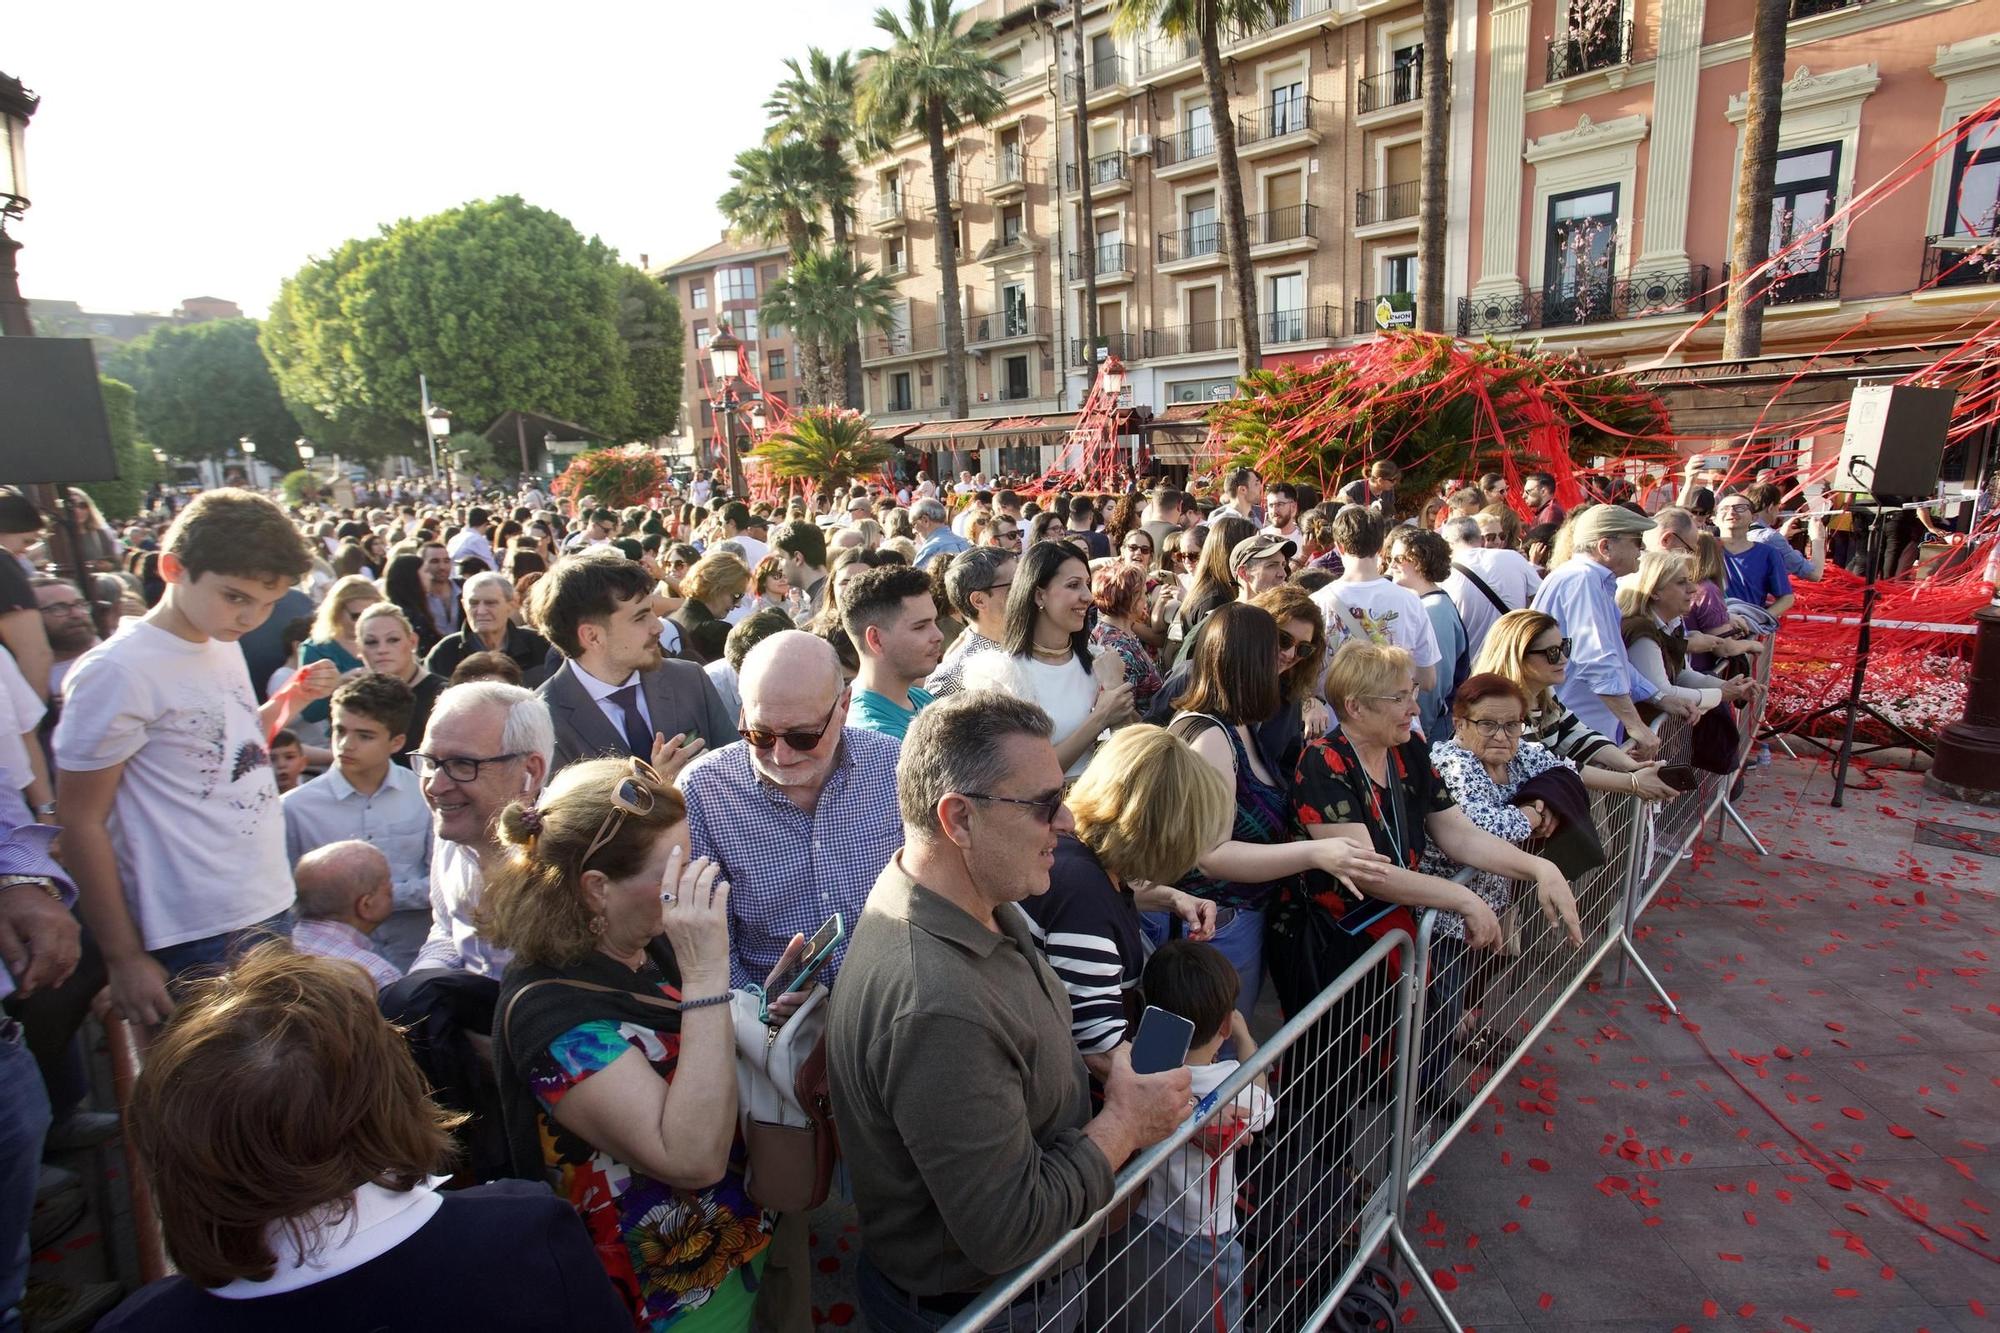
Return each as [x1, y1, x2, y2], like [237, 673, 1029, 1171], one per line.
[911, 498, 947, 524]
[943, 546, 1010, 620]
[428, 680, 556, 768]
[293, 840, 390, 920]
[1653, 505, 1695, 537]
[1441, 515, 1483, 548]
[462, 570, 516, 604]
[897, 691, 1053, 838]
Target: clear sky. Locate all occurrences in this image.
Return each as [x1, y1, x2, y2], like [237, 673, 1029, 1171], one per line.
[10, 0, 888, 317]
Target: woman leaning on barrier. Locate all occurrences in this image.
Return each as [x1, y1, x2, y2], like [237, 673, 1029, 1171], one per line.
[1473, 610, 1678, 802]
[1617, 551, 1760, 721]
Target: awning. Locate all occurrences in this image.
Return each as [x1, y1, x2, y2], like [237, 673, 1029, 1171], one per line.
[904, 411, 1084, 447]
[873, 421, 925, 444]
[1143, 403, 1222, 462]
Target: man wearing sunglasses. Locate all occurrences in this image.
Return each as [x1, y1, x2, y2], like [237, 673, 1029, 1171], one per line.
[926, 548, 1016, 698]
[830, 692, 1192, 1327]
[1530, 505, 1684, 760]
[678, 632, 901, 991]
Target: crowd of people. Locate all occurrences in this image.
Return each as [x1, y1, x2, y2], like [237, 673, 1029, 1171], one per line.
[0, 454, 1800, 1332]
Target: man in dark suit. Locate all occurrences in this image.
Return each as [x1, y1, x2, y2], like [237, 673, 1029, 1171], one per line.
[525, 552, 734, 779]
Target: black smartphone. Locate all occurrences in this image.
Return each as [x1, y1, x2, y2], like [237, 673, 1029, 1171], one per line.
[1657, 764, 1700, 793]
[768, 913, 843, 999]
[1129, 1005, 1196, 1076]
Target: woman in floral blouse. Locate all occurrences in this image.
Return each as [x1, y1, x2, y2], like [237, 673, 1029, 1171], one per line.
[487, 757, 807, 1331]
[1089, 559, 1165, 713]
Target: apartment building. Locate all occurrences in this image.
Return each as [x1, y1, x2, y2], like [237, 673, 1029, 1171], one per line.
[653, 235, 798, 469]
[1459, 0, 2000, 361]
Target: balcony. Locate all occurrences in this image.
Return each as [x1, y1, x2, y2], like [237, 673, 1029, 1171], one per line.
[984, 150, 1039, 200]
[1067, 241, 1134, 282]
[1922, 235, 2000, 290]
[1157, 221, 1223, 267]
[1145, 318, 1238, 359]
[1456, 263, 1714, 336]
[1355, 181, 1420, 228]
[1354, 293, 1417, 334]
[1064, 53, 1130, 100]
[870, 196, 911, 232]
[1064, 151, 1131, 195]
[1154, 124, 1216, 176]
[1260, 304, 1339, 345]
[1071, 332, 1143, 366]
[1722, 248, 1845, 306]
[1138, 33, 1199, 76]
[1358, 63, 1424, 116]
[970, 305, 1048, 347]
[1546, 18, 1634, 83]
[863, 322, 943, 364]
[1236, 96, 1321, 157]
[1251, 203, 1318, 253]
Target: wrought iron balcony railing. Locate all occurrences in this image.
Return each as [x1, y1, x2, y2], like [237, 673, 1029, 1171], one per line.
[1157, 221, 1223, 263]
[1237, 95, 1319, 146]
[1921, 235, 2000, 289]
[1355, 181, 1420, 226]
[1261, 304, 1339, 345]
[1456, 264, 1714, 336]
[1064, 152, 1130, 192]
[1546, 18, 1634, 82]
[1155, 124, 1216, 170]
[1064, 53, 1129, 99]
[1722, 248, 1845, 305]
[1145, 319, 1238, 358]
[1357, 62, 1424, 114]
[1252, 203, 1318, 245]
[1071, 332, 1142, 365]
[1068, 242, 1133, 279]
[970, 306, 1048, 344]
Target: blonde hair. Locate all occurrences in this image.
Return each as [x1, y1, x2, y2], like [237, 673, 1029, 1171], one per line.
[1692, 530, 1727, 589]
[1323, 640, 1415, 721]
[1065, 725, 1232, 885]
[311, 575, 383, 644]
[685, 551, 751, 607]
[355, 601, 415, 638]
[1617, 549, 1695, 618]
[1471, 608, 1562, 714]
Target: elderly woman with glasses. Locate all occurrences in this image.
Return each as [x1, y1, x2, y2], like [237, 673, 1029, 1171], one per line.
[1473, 610, 1677, 801]
[1272, 643, 1582, 1018]
[488, 757, 808, 1333]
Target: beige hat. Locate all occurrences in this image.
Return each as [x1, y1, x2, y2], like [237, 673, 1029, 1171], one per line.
[1570, 504, 1656, 546]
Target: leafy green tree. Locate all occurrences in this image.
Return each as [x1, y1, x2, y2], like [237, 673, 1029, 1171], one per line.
[860, 0, 1007, 420]
[719, 140, 830, 258]
[262, 197, 637, 461]
[761, 250, 899, 407]
[102, 319, 303, 466]
[750, 406, 890, 488]
[1113, 0, 1291, 375]
[616, 266, 684, 442]
[78, 377, 162, 520]
[766, 48, 866, 406]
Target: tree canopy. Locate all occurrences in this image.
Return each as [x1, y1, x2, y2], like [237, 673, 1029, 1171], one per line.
[79, 377, 163, 520]
[101, 318, 303, 466]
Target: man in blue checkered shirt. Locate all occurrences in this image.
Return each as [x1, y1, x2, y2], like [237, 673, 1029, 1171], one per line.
[678, 631, 904, 990]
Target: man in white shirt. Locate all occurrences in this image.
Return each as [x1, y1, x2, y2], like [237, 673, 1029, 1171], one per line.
[1311, 506, 1439, 693]
[952, 491, 993, 539]
[1260, 483, 1302, 541]
[419, 542, 461, 637]
[445, 507, 498, 572]
[283, 674, 433, 912]
[1440, 515, 1542, 660]
[1222, 466, 1263, 524]
[717, 502, 770, 567]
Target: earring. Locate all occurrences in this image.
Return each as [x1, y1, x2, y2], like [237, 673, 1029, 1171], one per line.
[589, 915, 606, 935]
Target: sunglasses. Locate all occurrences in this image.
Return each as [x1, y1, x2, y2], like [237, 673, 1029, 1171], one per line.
[1123, 542, 1154, 556]
[1277, 629, 1310, 654]
[577, 758, 663, 871]
[739, 690, 845, 753]
[958, 788, 1067, 826]
[1527, 638, 1572, 665]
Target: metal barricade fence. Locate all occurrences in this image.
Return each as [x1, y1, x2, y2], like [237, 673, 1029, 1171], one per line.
[944, 930, 1455, 1333]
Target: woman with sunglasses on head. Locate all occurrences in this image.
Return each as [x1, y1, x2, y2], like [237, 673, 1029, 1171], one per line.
[487, 757, 808, 1333]
[1473, 610, 1675, 801]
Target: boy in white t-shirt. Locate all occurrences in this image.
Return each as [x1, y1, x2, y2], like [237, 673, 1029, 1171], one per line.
[55, 490, 338, 1028]
[1312, 504, 1441, 695]
[1105, 941, 1276, 1333]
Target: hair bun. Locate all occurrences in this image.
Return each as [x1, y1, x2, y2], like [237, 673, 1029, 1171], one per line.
[499, 801, 544, 847]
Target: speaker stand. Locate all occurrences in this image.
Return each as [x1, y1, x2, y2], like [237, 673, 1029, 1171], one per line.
[1784, 501, 1933, 807]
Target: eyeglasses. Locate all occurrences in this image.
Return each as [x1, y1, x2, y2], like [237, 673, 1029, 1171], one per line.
[995, 530, 1022, 545]
[957, 789, 1067, 826]
[412, 751, 524, 784]
[579, 758, 662, 871]
[979, 578, 1013, 597]
[1365, 688, 1419, 707]
[1122, 542, 1154, 557]
[1460, 717, 1525, 738]
[1483, 533, 1509, 547]
[739, 690, 845, 752]
[37, 599, 87, 615]
[1278, 629, 1312, 655]
[1527, 638, 1571, 665]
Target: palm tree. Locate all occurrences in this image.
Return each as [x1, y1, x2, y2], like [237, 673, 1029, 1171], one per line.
[1115, 0, 1290, 377]
[859, 0, 1006, 421]
[765, 48, 866, 407]
[1416, 0, 1450, 331]
[1723, 0, 1791, 358]
[717, 140, 828, 258]
[750, 405, 892, 489]
[762, 249, 900, 408]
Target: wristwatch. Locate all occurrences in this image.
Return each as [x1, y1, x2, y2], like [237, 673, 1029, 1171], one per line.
[0, 875, 61, 901]
[32, 802, 56, 820]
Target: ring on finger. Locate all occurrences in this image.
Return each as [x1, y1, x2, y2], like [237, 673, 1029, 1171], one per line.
[661, 892, 679, 904]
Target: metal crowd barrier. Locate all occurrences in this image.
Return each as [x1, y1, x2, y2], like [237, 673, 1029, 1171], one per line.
[945, 638, 1777, 1333]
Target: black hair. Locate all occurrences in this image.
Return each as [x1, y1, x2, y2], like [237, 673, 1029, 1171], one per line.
[330, 672, 415, 741]
[523, 550, 656, 658]
[1142, 940, 1239, 1047]
[842, 565, 937, 648]
[1001, 541, 1093, 670]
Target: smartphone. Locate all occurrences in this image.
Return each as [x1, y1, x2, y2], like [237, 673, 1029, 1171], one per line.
[1657, 764, 1700, 793]
[1129, 1005, 1197, 1076]
[768, 913, 843, 999]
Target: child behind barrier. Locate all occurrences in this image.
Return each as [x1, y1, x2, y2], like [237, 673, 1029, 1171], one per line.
[1102, 941, 1276, 1332]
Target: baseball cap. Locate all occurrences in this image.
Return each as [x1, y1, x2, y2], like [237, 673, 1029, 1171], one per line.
[1570, 504, 1656, 546]
[1230, 532, 1298, 568]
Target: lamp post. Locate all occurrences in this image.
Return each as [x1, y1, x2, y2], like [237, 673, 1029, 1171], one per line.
[239, 435, 258, 491]
[0, 72, 38, 339]
[707, 324, 749, 499]
[424, 406, 452, 481]
[543, 430, 557, 479]
[295, 438, 315, 467]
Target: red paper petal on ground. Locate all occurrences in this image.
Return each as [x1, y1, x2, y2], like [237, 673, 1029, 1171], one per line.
[1840, 1107, 1867, 1120]
[1430, 1269, 1458, 1292]
[1702, 1299, 1721, 1318]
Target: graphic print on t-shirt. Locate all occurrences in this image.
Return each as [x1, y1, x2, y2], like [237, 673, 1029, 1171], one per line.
[165, 677, 276, 835]
[1339, 604, 1400, 646]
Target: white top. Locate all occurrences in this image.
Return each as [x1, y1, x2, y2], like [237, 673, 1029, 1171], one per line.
[0, 647, 45, 792]
[53, 619, 293, 950]
[1134, 1060, 1277, 1235]
[705, 659, 742, 722]
[1442, 546, 1543, 657]
[567, 659, 653, 744]
[446, 527, 498, 571]
[212, 1177, 446, 1299]
[725, 534, 770, 568]
[961, 650, 1099, 777]
[410, 838, 511, 976]
[1312, 576, 1442, 666]
[282, 763, 434, 910]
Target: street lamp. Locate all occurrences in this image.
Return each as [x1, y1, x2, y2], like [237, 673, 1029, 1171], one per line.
[295, 438, 315, 465]
[0, 72, 40, 339]
[707, 324, 749, 499]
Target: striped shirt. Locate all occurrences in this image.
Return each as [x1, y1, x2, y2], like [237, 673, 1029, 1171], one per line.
[291, 918, 403, 991]
[1525, 696, 1618, 768]
[1018, 836, 1148, 1055]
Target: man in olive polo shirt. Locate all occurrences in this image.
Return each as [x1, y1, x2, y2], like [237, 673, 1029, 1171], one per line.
[828, 692, 1190, 1328]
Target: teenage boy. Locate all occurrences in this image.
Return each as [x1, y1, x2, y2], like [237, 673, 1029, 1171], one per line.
[54, 490, 338, 1027]
[843, 566, 945, 741]
[283, 673, 434, 912]
[1106, 941, 1275, 1333]
[1311, 506, 1440, 693]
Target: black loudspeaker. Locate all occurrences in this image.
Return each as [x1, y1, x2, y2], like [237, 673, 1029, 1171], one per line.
[0, 338, 121, 484]
[1831, 381, 1956, 499]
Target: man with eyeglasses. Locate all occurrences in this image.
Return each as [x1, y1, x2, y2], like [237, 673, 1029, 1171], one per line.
[982, 513, 1023, 553]
[30, 578, 99, 700]
[927, 547, 1017, 697]
[1715, 491, 1796, 620]
[909, 498, 968, 571]
[678, 632, 902, 992]
[830, 692, 1191, 1328]
[1261, 482, 1303, 541]
[1530, 505, 1686, 759]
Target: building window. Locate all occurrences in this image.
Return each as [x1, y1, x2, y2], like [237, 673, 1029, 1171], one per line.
[886, 237, 907, 273]
[1944, 119, 2000, 238]
[700, 401, 715, 427]
[733, 308, 760, 342]
[1771, 142, 1840, 270]
[1384, 253, 1416, 295]
[766, 349, 788, 381]
[1542, 184, 1619, 325]
[1003, 354, 1030, 399]
[1186, 190, 1218, 255]
[1263, 272, 1304, 341]
[889, 371, 914, 412]
[1268, 69, 1306, 135]
[694, 321, 711, 350]
[690, 283, 709, 310]
[994, 46, 1023, 83]
[761, 263, 780, 288]
[1002, 204, 1024, 247]
[1165, 376, 1235, 404]
[1184, 101, 1213, 156]
[719, 266, 757, 302]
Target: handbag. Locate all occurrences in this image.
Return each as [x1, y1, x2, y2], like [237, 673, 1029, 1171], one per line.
[1690, 702, 1741, 774]
[730, 986, 839, 1214]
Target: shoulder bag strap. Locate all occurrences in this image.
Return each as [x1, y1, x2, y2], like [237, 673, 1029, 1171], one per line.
[1451, 562, 1513, 616]
[498, 976, 684, 1060]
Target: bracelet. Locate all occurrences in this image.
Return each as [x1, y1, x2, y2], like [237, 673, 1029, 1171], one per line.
[679, 992, 733, 1012]
[0, 875, 61, 902]
[1628, 771, 1640, 793]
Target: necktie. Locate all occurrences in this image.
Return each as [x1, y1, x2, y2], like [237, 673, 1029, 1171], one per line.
[609, 683, 653, 758]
